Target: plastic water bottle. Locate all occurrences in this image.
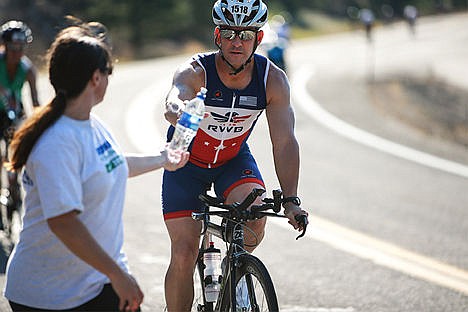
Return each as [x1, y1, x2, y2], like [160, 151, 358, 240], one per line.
[203, 242, 222, 302]
[168, 87, 207, 152]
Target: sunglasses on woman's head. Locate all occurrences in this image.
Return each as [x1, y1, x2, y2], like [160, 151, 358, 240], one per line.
[99, 65, 113, 75]
[219, 28, 257, 41]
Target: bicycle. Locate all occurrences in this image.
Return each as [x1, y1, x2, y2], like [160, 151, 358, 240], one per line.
[191, 188, 308, 312]
[0, 102, 23, 239]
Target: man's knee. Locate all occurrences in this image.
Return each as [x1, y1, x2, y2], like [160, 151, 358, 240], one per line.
[166, 217, 201, 266]
[247, 217, 266, 232]
[170, 239, 199, 270]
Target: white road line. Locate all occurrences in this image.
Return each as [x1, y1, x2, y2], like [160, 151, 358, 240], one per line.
[289, 68, 468, 294]
[291, 68, 468, 179]
[125, 80, 169, 153]
[126, 65, 468, 296]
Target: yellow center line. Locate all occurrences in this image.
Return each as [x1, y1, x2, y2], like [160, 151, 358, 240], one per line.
[272, 216, 468, 295]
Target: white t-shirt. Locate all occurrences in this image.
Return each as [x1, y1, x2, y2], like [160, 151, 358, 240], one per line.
[4, 114, 129, 310]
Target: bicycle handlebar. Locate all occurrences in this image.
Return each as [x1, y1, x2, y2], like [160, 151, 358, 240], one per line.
[196, 188, 308, 239]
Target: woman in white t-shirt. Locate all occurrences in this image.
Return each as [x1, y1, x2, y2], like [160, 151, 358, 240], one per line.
[3, 20, 188, 312]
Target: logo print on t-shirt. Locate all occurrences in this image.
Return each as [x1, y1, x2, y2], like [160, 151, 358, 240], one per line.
[96, 140, 123, 173]
[22, 170, 33, 186]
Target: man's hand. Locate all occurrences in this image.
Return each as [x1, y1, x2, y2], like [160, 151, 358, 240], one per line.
[166, 99, 184, 115]
[283, 203, 308, 232]
[164, 98, 186, 126]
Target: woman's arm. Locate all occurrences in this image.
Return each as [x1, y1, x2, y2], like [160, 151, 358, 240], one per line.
[47, 211, 143, 311]
[125, 149, 189, 178]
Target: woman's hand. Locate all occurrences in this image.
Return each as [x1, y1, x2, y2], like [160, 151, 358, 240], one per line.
[162, 147, 190, 171]
[109, 270, 144, 312]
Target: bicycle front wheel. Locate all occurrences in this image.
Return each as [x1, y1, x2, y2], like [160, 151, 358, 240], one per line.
[219, 254, 278, 312]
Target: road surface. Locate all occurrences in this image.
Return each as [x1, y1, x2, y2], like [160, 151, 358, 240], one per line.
[1, 12, 467, 312]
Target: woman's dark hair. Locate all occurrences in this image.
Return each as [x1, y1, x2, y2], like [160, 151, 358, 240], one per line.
[7, 19, 113, 171]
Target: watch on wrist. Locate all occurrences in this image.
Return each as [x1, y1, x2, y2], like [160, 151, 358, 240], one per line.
[282, 196, 301, 206]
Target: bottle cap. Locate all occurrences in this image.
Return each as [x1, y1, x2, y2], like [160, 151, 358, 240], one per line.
[197, 87, 208, 99]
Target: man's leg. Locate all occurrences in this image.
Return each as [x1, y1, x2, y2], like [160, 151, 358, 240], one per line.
[225, 182, 267, 252]
[164, 216, 202, 312]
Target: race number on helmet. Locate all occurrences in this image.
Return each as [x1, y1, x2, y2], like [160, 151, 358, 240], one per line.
[212, 0, 268, 29]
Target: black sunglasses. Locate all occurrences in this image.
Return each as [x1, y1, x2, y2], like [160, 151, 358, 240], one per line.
[219, 28, 257, 41]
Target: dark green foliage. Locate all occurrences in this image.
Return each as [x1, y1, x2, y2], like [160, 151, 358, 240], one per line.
[0, 0, 466, 59]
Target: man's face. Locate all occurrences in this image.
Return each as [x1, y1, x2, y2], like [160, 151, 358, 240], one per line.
[216, 26, 263, 67]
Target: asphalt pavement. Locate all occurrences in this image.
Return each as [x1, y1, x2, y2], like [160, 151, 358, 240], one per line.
[0, 11, 467, 312]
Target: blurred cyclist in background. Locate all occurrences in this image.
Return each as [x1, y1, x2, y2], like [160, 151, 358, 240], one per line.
[359, 8, 375, 42]
[262, 14, 290, 72]
[403, 5, 418, 37]
[0, 20, 40, 118]
[0, 20, 40, 230]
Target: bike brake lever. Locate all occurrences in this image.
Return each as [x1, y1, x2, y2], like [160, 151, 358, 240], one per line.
[294, 214, 308, 240]
[237, 188, 265, 211]
[198, 193, 223, 207]
[272, 189, 282, 213]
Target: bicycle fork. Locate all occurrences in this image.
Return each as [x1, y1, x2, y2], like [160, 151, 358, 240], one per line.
[220, 224, 256, 312]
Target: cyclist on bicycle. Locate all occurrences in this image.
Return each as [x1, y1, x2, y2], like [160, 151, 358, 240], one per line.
[162, 0, 308, 310]
[0, 20, 40, 227]
[0, 20, 40, 120]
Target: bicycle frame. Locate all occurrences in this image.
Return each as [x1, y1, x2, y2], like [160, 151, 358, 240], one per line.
[197, 214, 251, 311]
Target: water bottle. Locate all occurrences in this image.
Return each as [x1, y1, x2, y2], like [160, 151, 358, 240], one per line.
[168, 87, 207, 152]
[203, 241, 222, 302]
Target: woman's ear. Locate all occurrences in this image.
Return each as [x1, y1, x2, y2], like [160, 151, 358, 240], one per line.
[90, 69, 101, 87]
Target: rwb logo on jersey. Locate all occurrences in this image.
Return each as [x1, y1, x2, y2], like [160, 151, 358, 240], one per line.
[200, 107, 262, 140]
[207, 111, 252, 133]
[211, 112, 251, 123]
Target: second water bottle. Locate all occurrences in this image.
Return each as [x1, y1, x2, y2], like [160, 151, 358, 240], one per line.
[203, 241, 222, 302]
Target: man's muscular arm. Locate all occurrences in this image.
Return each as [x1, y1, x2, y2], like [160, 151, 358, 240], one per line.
[164, 60, 205, 126]
[265, 65, 308, 230]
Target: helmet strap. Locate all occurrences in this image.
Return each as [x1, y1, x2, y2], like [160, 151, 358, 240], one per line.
[215, 34, 259, 76]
